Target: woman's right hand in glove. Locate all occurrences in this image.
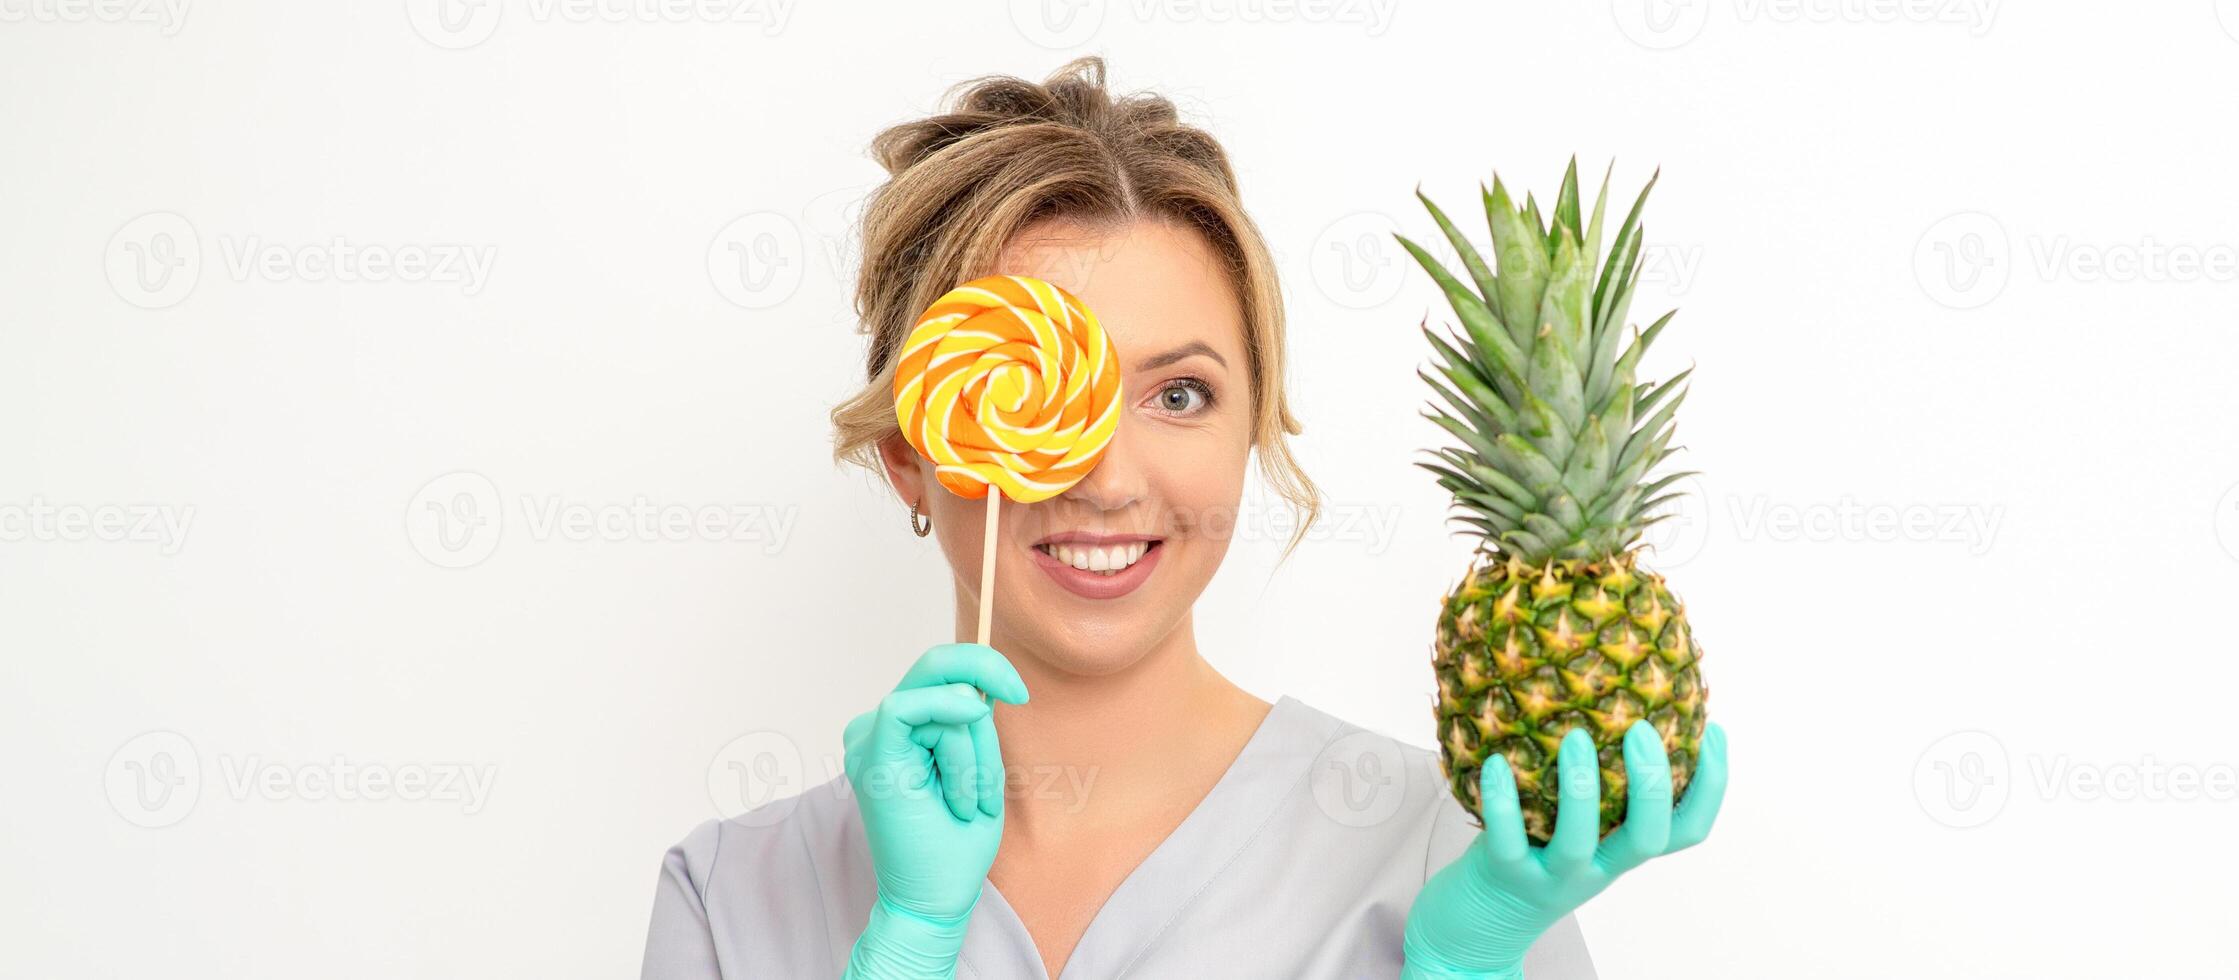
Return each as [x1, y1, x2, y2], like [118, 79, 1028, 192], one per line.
[840, 642, 1030, 979]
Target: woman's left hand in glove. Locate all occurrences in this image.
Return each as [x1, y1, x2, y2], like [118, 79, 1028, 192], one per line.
[1400, 721, 1730, 979]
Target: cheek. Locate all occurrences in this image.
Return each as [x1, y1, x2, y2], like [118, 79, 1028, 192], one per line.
[1144, 422, 1252, 537]
[928, 491, 988, 568]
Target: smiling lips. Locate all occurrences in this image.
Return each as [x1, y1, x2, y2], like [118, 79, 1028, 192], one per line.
[1038, 539, 1150, 572]
[1029, 533, 1163, 599]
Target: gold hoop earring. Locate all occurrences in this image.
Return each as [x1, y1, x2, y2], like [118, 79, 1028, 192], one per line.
[909, 499, 932, 537]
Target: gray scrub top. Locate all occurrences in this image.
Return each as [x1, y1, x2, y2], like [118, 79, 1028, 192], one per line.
[642, 694, 1596, 979]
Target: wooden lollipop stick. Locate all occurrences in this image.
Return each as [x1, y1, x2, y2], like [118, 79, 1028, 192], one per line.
[977, 491, 1000, 646]
[974, 492, 1000, 705]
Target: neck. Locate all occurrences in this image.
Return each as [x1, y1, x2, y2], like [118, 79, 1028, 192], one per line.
[961, 610, 1270, 844]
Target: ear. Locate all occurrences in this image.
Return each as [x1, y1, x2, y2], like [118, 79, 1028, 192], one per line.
[876, 433, 929, 509]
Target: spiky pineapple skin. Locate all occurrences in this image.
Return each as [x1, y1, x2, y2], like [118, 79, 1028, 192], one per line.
[1433, 552, 1706, 845]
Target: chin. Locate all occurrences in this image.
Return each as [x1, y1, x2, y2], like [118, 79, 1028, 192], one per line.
[1020, 630, 1159, 677]
[998, 543, 1204, 674]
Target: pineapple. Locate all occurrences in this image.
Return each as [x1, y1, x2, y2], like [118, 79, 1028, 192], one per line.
[1397, 160, 1708, 845]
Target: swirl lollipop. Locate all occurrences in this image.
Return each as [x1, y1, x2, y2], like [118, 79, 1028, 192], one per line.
[893, 274, 1122, 643]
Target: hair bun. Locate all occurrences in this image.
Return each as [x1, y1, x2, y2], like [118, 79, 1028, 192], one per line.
[871, 57, 1180, 176]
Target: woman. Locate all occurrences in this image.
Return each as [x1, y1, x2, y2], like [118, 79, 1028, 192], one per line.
[642, 58, 1726, 980]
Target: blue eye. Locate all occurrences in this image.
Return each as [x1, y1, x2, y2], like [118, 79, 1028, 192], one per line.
[1154, 378, 1214, 415]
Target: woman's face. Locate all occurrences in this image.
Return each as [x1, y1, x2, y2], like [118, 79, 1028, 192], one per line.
[881, 217, 1253, 676]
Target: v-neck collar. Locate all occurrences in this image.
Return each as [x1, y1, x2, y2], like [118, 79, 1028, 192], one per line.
[956, 694, 1340, 980]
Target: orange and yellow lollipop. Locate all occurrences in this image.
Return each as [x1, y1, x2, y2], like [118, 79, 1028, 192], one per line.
[892, 274, 1122, 642]
[894, 274, 1121, 503]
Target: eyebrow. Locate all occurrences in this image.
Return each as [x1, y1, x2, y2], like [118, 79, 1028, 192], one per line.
[1135, 340, 1228, 372]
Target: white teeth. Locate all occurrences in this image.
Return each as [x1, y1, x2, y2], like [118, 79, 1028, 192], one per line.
[1042, 541, 1153, 575]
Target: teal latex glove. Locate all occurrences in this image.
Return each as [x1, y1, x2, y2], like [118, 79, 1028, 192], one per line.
[840, 643, 1030, 979]
[1401, 721, 1730, 980]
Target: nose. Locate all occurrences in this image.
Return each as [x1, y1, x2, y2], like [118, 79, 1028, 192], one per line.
[1059, 411, 1146, 513]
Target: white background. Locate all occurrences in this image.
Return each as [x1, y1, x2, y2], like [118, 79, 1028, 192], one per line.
[6, 1, 2239, 978]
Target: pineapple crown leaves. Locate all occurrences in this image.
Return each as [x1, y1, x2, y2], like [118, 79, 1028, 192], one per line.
[1396, 158, 1693, 565]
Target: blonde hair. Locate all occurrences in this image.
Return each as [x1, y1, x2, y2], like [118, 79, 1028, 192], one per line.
[830, 57, 1320, 547]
